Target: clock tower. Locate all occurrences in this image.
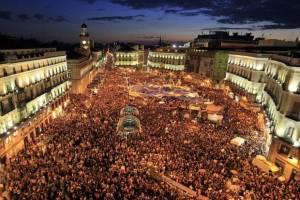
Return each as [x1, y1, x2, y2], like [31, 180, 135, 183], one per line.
[80, 23, 91, 54]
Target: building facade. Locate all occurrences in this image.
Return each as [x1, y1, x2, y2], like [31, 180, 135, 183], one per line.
[68, 24, 104, 94]
[0, 48, 70, 158]
[115, 51, 144, 67]
[186, 49, 228, 82]
[79, 23, 91, 56]
[67, 52, 102, 94]
[186, 49, 214, 76]
[114, 44, 144, 68]
[147, 50, 186, 71]
[193, 31, 257, 49]
[225, 52, 300, 180]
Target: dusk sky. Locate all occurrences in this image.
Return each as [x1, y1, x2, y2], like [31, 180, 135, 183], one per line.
[1, 0, 300, 43]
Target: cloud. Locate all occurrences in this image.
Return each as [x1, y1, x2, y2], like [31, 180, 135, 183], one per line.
[110, 0, 300, 29]
[0, 11, 67, 23]
[164, 9, 203, 17]
[164, 9, 181, 14]
[33, 14, 67, 23]
[86, 15, 145, 21]
[33, 13, 45, 21]
[137, 35, 160, 39]
[257, 24, 300, 30]
[17, 14, 30, 21]
[80, 0, 97, 4]
[201, 27, 255, 31]
[0, 10, 12, 21]
[178, 10, 203, 17]
[110, 0, 211, 10]
[47, 16, 68, 22]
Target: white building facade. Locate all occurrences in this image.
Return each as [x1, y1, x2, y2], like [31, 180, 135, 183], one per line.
[0, 48, 70, 158]
[147, 51, 186, 71]
[225, 52, 300, 180]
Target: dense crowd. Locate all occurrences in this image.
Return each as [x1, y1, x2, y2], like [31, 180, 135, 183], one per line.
[3, 69, 300, 199]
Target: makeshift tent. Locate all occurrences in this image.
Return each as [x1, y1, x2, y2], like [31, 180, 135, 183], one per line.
[230, 137, 246, 147]
[252, 155, 280, 173]
[205, 104, 224, 123]
[206, 104, 224, 114]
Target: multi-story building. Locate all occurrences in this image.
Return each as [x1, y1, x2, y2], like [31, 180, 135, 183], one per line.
[258, 39, 299, 48]
[67, 52, 102, 94]
[67, 24, 104, 94]
[0, 48, 70, 158]
[193, 31, 258, 49]
[186, 49, 228, 81]
[226, 53, 269, 102]
[115, 45, 144, 68]
[79, 23, 91, 56]
[186, 49, 214, 76]
[147, 49, 186, 71]
[225, 52, 300, 180]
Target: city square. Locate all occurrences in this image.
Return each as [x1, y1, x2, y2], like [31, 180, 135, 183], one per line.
[2, 68, 298, 199]
[0, 0, 300, 199]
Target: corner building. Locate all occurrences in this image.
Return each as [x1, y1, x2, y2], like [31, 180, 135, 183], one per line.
[225, 52, 300, 180]
[0, 48, 70, 159]
[67, 23, 104, 94]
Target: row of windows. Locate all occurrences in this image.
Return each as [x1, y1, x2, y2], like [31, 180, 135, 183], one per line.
[0, 86, 69, 135]
[229, 60, 300, 94]
[150, 54, 185, 60]
[116, 54, 138, 57]
[116, 57, 138, 62]
[265, 65, 288, 85]
[0, 57, 66, 78]
[0, 71, 68, 96]
[226, 75, 258, 94]
[229, 58, 291, 88]
[0, 78, 68, 116]
[227, 65, 252, 80]
[263, 80, 300, 122]
[228, 58, 265, 70]
[148, 57, 185, 65]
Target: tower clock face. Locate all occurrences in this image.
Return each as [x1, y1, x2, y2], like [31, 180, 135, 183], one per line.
[82, 40, 87, 45]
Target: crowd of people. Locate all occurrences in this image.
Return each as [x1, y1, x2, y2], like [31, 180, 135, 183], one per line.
[3, 68, 299, 199]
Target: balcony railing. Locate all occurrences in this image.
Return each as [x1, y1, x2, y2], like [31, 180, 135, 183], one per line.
[286, 113, 300, 122]
[0, 59, 66, 79]
[265, 87, 279, 106]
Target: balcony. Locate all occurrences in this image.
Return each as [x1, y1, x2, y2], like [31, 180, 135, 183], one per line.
[265, 87, 279, 106]
[0, 60, 66, 79]
[0, 98, 15, 116]
[286, 114, 300, 122]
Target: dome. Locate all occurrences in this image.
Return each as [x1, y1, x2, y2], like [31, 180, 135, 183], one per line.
[81, 23, 87, 28]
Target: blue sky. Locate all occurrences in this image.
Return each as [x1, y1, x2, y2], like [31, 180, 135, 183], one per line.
[0, 0, 299, 43]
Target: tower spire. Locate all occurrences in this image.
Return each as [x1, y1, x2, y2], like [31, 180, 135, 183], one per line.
[159, 35, 162, 46]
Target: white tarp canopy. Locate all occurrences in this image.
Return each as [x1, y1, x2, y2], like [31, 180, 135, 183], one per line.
[158, 100, 165, 104]
[230, 137, 246, 147]
[207, 113, 223, 122]
[188, 105, 200, 111]
[252, 155, 279, 173]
